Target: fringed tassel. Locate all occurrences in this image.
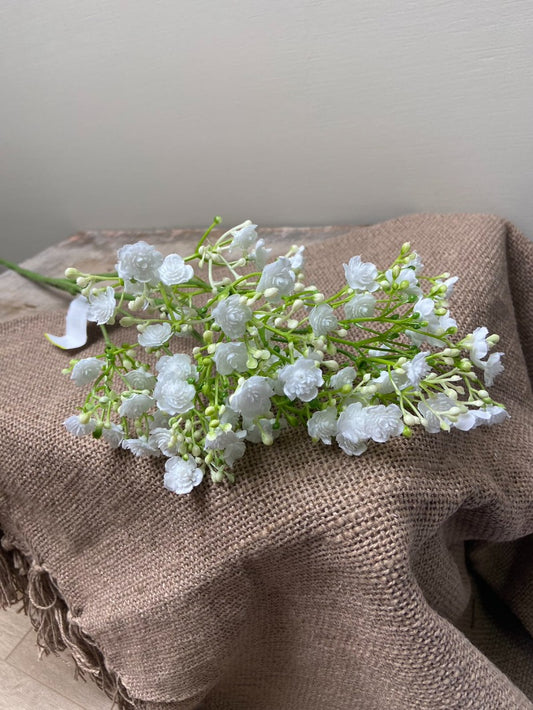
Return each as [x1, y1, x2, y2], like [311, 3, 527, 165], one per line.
[0, 533, 135, 709]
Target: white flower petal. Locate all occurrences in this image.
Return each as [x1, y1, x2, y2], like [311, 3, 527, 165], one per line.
[70, 357, 104, 387]
[45, 296, 89, 350]
[164, 456, 204, 494]
[158, 254, 194, 286]
[87, 286, 116, 325]
[138, 322, 172, 348]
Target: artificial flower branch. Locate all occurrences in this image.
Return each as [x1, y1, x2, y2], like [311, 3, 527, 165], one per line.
[2, 218, 507, 494]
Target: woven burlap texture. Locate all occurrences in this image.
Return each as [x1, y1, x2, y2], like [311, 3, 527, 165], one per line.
[1, 213, 532, 709]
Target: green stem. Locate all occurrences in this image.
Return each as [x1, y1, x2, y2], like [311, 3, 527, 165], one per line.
[0, 258, 80, 296]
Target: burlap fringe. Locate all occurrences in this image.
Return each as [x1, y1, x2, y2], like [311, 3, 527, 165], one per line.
[0, 533, 136, 709]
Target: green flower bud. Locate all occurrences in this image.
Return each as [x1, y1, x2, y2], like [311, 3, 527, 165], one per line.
[210, 469, 224, 483]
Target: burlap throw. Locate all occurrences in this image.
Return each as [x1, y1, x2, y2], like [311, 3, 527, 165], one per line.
[1, 213, 532, 709]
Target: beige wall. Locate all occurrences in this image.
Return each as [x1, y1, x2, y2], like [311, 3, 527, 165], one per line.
[1, 0, 532, 262]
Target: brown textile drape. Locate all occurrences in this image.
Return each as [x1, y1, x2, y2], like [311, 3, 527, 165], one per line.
[0, 214, 532, 709]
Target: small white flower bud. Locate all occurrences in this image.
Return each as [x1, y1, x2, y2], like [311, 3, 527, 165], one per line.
[403, 413, 419, 426]
[287, 319, 299, 330]
[336, 328, 348, 338]
[261, 431, 274, 446]
[264, 287, 279, 299]
[294, 282, 305, 293]
[324, 360, 340, 371]
[312, 293, 325, 303]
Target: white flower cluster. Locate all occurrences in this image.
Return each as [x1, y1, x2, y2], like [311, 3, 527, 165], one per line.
[56, 219, 508, 494]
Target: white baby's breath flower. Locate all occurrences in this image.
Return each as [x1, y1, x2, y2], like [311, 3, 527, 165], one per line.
[231, 223, 258, 250]
[124, 368, 156, 390]
[417, 393, 456, 433]
[118, 393, 154, 418]
[408, 251, 424, 274]
[307, 406, 338, 444]
[164, 456, 203, 494]
[122, 436, 160, 457]
[405, 351, 431, 389]
[364, 404, 403, 443]
[205, 428, 247, 467]
[335, 403, 368, 456]
[329, 366, 356, 389]
[463, 326, 490, 366]
[154, 378, 196, 415]
[251, 239, 272, 270]
[70, 357, 103, 387]
[214, 342, 248, 376]
[257, 257, 295, 299]
[156, 354, 198, 382]
[482, 405, 510, 426]
[64, 415, 96, 437]
[123, 279, 144, 296]
[480, 351, 504, 387]
[344, 293, 376, 320]
[87, 286, 116, 325]
[278, 357, 324, 402]
[408, 298, 456, 347]
[309, 304, 338, 336]
[343, 256, 378, 292]
[384, 267, 421, 297]
[372, 369, 408, 394]
[148, 427, 179, 456]
[212, 294, 252, 339]
[435, 275, 459, 298]
[229, 376, 274, 419]
[289, 246, 305, 271]
[453, 405, 508, 432]
[219, 404, 241, 429]
[242, 416, 278, 445]
[158, 254, 194, 285]
[116, 242, 164, 284]
[453, 411, 480, 432]
[102, 423, 124, 448]
[138, 322, 172, 348]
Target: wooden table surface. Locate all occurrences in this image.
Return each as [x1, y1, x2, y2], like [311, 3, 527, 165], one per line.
[0, 226, 347, 323]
